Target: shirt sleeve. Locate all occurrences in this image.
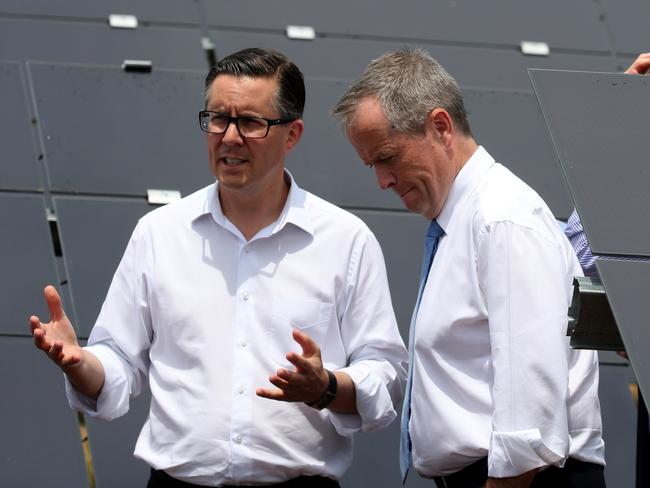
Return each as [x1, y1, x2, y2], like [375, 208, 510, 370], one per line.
[328, 232, 408, 436]
[65, 219, 153, 420]
[564, 209, 599, 278]
[478, 219, 572, 477]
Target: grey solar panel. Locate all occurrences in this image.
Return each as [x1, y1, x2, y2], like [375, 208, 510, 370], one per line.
[1, 337, 89, 487]
[0, 62, 42, 191]
[530, 69, 650, 257]
[30, 62, 210, 196]
[0, 193, 59, 335]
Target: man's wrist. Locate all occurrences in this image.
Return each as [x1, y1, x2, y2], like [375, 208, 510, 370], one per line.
[305, 369, 337, 410]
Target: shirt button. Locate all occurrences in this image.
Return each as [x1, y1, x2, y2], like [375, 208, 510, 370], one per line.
[242, 292, 250, 301]
[234, 435, 242, 444]
[244, 248, 250, 254]
[238, 387, 245, 395]
[240, 341, 247, 348]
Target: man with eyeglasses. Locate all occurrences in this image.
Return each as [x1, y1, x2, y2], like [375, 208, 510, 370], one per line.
[29, 48, 407, 487]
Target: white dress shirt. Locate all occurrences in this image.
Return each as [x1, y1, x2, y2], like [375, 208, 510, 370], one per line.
[66, 174, 407, 485]
[409, 147, 604, 478]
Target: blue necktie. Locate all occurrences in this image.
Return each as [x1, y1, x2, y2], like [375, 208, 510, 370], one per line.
[399, 219, 445, 483]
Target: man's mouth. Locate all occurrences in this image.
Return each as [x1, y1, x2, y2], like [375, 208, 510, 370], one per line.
[221, 157, 247, 166]
[399, 187, 415, 198]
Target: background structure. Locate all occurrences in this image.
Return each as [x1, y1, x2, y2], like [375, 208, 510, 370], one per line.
[1, 1, 646, 486]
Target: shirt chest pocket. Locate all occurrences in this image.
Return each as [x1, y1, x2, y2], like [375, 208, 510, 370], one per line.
[270, 298, 334, 343]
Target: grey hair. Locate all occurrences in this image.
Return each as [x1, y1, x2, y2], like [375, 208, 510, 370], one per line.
[332, 47, 472, 136]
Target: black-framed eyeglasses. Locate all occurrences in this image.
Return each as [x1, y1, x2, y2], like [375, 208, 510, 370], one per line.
[198, 111, 296, 139]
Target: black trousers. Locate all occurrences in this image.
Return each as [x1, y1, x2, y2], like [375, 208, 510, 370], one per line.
[147, 468, 340, 488]
[433, 457, 605, 488]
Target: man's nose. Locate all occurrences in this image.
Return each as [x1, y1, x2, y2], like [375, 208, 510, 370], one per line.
[221, 120, 244, 145]
[375, 165, 396, 190]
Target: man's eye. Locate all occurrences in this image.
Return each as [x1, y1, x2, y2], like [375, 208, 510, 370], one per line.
[365, 163, 375, 169]
[240, 117, 266, 128]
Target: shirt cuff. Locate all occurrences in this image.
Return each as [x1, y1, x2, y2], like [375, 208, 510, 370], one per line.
[64, 344, 131, 420]
[488, 429, 566, 477]
[328, 363, 398, 437]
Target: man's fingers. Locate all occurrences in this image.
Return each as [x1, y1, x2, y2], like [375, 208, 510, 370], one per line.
[270, 371, 292, 387]
[47, 341, 63, 361]
[625, 53, 650, 75]
[43, 285, 65, 322]
[286, 351, 312, 371]
[256, 387, 286, 401]
[32, 327, 51, 351]
[292, 329, 319, 358]
[29, 315, 42, 334]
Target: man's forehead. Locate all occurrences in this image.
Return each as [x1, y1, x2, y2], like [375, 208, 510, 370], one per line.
[350, 97, 387, 128]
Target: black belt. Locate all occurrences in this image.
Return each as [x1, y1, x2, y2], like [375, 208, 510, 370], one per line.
[433, 457, 488, 488]
[147, 468, 340, 488]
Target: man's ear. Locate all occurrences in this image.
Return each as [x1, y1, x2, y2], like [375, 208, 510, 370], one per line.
[426, 109, 454, 148]
[285, 119, 305, 151]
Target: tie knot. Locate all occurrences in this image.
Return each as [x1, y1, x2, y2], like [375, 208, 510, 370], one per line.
[426, 219, 445, 240]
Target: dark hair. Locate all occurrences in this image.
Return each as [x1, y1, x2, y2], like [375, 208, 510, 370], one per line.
[204, 48, 305, 119]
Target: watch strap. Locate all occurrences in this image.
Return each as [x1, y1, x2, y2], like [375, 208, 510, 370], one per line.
[305, 369, 337, 410]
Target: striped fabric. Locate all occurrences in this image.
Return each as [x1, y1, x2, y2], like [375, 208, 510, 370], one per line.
[564, 209, 599, 278]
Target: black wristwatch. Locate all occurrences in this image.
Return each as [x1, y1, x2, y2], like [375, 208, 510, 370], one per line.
[305, 369, 337, 410]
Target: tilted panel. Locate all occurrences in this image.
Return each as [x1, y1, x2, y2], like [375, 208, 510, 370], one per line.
[0, 62, 42, 190]
[0, 19, 206, 71]
[596, 259, 650, 405]
[601, 0, 650, 55]
[0, 193, 58, 335]
[0, 0, 201, 25]
[0, 337, 88, 487]
[530, 69, 650, 256]
[31, 63, 210, 196]
[202, 0, 609, 52]
[207, 30, 616, 90]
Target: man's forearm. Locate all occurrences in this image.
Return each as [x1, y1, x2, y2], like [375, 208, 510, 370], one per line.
[328, 371, 357, 414]
[63, 349, 106, 400]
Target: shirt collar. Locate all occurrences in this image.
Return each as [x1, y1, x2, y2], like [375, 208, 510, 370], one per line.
[195, 169, 314, 239]
[436, 145, 495, 230]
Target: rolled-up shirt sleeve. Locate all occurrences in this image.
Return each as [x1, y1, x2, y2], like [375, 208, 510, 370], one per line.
[479, 219, 572, 477]
[65, 220, 153, 420]
[328, 233, 408, 436]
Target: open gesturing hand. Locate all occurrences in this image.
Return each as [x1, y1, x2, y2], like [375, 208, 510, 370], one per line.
[30, 285, 83, 370]
[256, 329, 329, 404]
